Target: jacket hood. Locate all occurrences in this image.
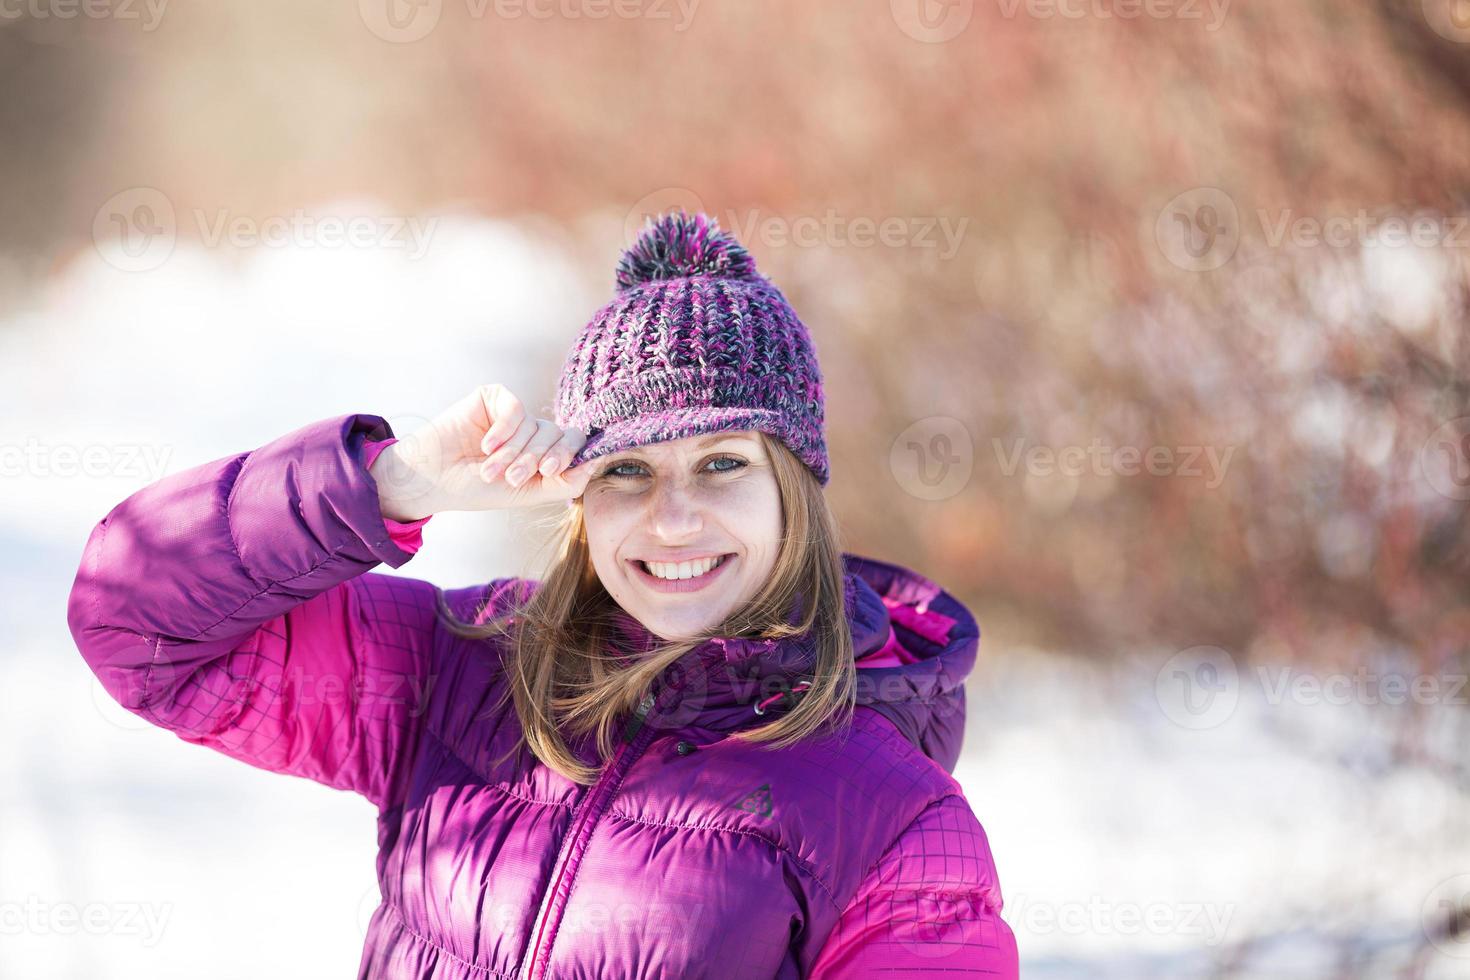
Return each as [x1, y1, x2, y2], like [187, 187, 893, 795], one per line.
[606, 551, 980, 774]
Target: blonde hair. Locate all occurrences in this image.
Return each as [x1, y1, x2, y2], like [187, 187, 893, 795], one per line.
[437, 431, 857, 785]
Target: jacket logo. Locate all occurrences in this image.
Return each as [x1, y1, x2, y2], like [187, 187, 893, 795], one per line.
[732, 783, 773, 818]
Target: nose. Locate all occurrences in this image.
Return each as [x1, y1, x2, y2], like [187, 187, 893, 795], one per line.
[646, 475, 704, 540]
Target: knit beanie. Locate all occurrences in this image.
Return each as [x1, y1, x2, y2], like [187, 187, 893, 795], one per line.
[554, 210, 830, 486]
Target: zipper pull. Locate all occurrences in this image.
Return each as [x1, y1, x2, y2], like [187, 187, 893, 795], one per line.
[621, 691, 657, 744]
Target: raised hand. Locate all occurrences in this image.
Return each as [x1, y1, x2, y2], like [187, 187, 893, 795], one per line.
[369, 384, 593, 520]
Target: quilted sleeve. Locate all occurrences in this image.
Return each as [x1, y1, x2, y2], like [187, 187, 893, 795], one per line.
[66, 413, 443, 811]
[807, 793, 1019, 979]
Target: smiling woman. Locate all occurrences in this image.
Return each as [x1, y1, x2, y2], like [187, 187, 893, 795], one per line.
[67, 210, 1017, 979]
[583, 430, 784, 636]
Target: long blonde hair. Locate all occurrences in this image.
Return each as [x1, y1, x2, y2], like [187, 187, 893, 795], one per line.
[437, 431, 857, 785]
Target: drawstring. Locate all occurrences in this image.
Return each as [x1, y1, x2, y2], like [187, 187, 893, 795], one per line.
[753, 678, 813, 716]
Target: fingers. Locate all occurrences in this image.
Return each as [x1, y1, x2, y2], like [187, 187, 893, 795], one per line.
[547, 456, 595, 499]
[500, 419, 565, 488]
[478, 384, 525, 456]
[482, 419, 580, 486]
[480, 414, 539, 483]
[536, 426, 587, 479]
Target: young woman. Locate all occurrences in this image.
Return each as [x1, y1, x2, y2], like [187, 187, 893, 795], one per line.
[67, 211, 1018, 979]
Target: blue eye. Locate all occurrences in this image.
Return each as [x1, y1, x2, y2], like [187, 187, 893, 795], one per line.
[707, 455, 745, 474]
[602, 455, 745, 479]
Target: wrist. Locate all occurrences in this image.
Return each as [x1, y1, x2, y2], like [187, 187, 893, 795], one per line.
[369, 440, 437, 522]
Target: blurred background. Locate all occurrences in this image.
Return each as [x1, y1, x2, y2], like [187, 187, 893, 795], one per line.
[4, 1, 1470, 976]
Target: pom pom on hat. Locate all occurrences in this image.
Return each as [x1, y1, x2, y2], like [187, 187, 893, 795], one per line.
[558, 208, 831, 486]
[615, 209, 761, 293]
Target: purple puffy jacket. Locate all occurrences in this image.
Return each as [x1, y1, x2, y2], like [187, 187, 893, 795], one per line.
[66, 413, 1018, 979]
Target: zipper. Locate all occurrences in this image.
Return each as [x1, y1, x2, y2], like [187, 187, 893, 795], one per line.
[519, 655, 717, 980]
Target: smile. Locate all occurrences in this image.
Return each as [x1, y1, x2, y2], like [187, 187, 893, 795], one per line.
[629, 554, 736, 594]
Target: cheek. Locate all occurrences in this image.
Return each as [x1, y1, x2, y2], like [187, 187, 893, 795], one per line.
[580, 497, 625, 562]
[719, 479, 783, 546]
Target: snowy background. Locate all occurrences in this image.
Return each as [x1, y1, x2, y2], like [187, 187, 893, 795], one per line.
[7, 3, 1470, 977]
[5, 218, 1468, 978]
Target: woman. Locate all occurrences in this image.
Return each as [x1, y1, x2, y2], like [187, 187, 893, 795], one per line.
[67, 211, 1018, 979]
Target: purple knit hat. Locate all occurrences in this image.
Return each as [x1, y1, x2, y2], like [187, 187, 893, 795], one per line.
[554, 210, 829, 486]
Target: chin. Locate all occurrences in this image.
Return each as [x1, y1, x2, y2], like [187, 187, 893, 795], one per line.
[638, 606, 727, 643]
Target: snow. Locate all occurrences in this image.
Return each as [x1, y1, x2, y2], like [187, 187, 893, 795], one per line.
[6, 214, 1468, 978]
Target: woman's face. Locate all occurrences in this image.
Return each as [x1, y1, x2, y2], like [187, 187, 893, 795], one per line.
[580, 430, 783, 642]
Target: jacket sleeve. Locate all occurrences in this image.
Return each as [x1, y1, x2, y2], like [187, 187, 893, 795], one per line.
[66, 413, 442, 811]
[808, 793, 1019, 979]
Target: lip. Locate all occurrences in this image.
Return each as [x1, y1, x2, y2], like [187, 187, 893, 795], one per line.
[628, 554, 736, 594]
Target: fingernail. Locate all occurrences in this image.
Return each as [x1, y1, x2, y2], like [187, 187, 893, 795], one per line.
[506, 464, 527, 485]
[540, 458, 558, 476]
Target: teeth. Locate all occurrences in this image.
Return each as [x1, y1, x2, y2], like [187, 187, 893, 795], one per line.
[641, 555, 727, 580]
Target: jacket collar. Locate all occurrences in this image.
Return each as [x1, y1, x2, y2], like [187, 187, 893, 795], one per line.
[605, 552, 980, 773]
